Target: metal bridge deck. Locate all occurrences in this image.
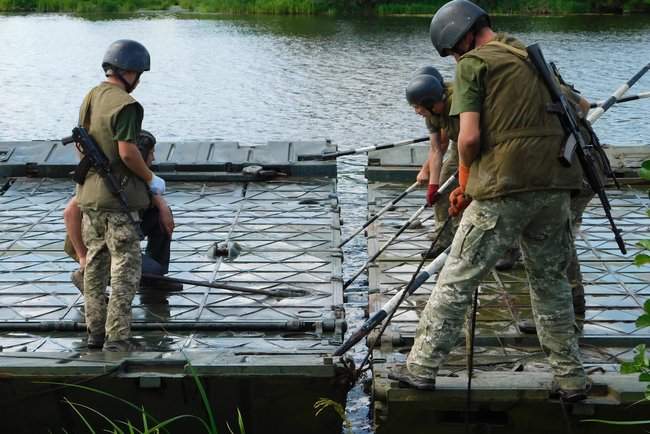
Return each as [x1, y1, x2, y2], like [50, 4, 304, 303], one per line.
[0, 140, 348, 434]
[365, 144, 650, 434]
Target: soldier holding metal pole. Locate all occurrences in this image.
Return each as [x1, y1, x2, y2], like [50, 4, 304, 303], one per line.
[406, 67, 460, 259]
[391, 0, 589, 400]
[74, 39, 166, 352]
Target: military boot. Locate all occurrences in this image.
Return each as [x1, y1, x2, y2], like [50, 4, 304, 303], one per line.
[103, 339, 143, 352]
[87, 333, 105, 349]
[388, 365, 436, 391]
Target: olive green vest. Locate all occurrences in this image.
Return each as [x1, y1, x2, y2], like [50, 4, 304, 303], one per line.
[76, 83, 150, 211]
[441, 85, 460, 142]
[460, 34, 582, 200]
[425, 84, 460, 142]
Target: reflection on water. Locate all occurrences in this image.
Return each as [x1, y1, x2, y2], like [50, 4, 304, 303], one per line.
[1, 13, 649, 146]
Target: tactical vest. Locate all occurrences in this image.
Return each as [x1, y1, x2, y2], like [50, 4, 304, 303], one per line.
[76, 83, 150, 211]
[459, 34, 583, 200]
[441, 85, 460, 142]
[426, 84, 460, 142]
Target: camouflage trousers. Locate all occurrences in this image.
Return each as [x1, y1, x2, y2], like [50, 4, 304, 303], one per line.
[82, 209, 141, 341]
[432, 141, 460, 246]
[407, 190, 586, 389]
[567, 186, 595, 313]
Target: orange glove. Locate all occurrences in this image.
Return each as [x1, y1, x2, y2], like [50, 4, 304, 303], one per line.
[448, 164, 471, 217]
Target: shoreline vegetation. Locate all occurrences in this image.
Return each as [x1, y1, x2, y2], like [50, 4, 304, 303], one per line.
[2, 0, 650, 16]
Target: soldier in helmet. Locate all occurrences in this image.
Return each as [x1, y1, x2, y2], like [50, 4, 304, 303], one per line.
[64, 130, 176, 295]
[392, 0, 589, 401]
[405, 68, 459, 258]
[75, 39, 166, 352]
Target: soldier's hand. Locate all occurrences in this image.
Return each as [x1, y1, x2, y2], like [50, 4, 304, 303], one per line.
[416, 168, 429, 185]
[448, 187, 471, 216]
[149, 174, 166, 195]
[426, 184, 439, 207]
[159, 205, 174, 237]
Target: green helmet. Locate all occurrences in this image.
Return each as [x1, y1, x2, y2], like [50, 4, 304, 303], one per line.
[413, 66, 444, 86]
[137, 129, 156, 159]
[102, 39, 151, 73]
[405, 74, 445, 109]
[430, 0, 489, 57]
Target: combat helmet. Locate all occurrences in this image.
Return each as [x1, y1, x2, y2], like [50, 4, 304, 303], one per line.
[413, 66, 444, 85]
[405, 74, 445, 110]
[102, 39, 150, 73]
[102, 39, 150, 92]
[430, 0, 489, 57]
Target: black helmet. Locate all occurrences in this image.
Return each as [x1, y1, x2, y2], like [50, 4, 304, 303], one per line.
[137, 129, 156, 159]
[405, 74, 445, 109]
[430, 0, 489, 57]
[413, 66, 444, 86]
[102, 39, 151, 73]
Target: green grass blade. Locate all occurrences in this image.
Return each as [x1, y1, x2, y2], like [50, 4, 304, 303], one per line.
[63, 397, 96, 434]
[237, 409, 245, 434]
[38, 381, 167, 433]
[64, 398, 124, 433]
[185, 360, 218, 434]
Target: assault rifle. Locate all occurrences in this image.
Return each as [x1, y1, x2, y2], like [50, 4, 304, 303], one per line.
[62, 126, 144, 239]
[527, 43, 626, 254]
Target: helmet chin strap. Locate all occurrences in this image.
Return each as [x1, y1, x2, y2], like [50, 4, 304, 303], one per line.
[113, 70, 141, 93]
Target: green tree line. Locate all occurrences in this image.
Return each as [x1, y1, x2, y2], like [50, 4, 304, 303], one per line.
[1, 0, 650, 18]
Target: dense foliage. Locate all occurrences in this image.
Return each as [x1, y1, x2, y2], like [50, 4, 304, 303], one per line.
[2, 0, 650, 15]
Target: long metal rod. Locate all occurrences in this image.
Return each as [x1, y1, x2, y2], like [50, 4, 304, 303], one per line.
[343, 173, 457, 289]
[339, 182, 419, 248]
[588, 63, 650, 124]
[334, 244, 450, 357]
[299, 137, 429, 161]
[589, 90, 650, 108]
[141, 273, 305, 298]
[0, 320, 342, 332]
[465, 286, 479, 434]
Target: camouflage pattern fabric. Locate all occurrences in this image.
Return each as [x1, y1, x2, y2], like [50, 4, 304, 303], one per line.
[568, 186, 595, 313]
[431, 140, 460, 246]
[407, 190, 587, 390]
[82, 209, 141, 342]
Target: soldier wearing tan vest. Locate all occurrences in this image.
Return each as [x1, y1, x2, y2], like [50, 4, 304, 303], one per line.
[76, 39, 166, 352]
[391, 0, 589, 401]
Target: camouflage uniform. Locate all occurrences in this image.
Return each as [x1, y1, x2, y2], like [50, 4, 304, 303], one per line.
[82, 210, 141, 341]
[407, 192, 585, 389]
[76, 82, 150, 345]
[405, 33, 587, 390]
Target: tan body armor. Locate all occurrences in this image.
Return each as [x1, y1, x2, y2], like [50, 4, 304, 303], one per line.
[76, 83, 150, 211]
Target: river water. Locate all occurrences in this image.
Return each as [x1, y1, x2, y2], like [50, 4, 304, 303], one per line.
[2, 12, 650, 434]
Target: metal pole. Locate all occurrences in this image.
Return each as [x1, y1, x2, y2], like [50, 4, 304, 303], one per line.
[588, 63, 650, 124]
[298, 137, 429, 161]
[589, 90, 650, 108]
[339, 182, 419, 248]
[141, 273, 305, 298]
[342, 173, 457, 289]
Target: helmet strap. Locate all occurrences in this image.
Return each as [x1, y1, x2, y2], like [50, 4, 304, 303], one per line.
[114, 70, 141, 93]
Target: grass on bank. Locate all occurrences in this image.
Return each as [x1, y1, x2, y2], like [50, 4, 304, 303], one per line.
[3, 0, 650, 15]
[40, 359, 245, 433]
